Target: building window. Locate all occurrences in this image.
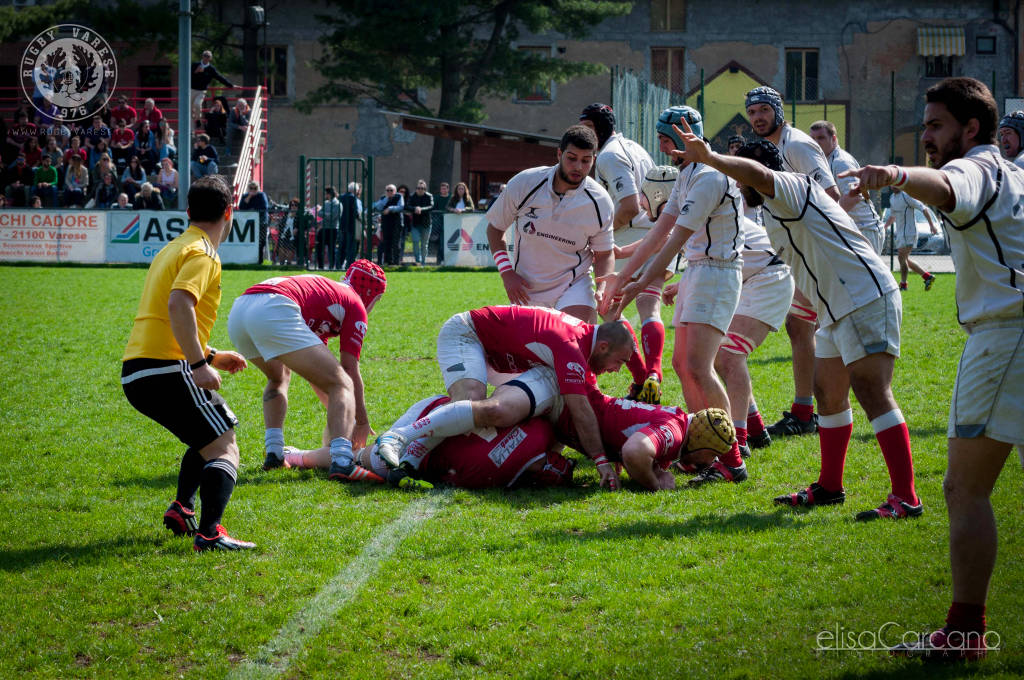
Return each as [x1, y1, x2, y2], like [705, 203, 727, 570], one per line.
[260, 45, 289, 98]
[651, 47, 685, 96]
[785, 49, 818, 102]
[516, 46, 553, 103]
[925, 56, 955, 78]
[650, 0, 685, 31]
[138, 65, 172, 106]
[976, 36, 996, 55]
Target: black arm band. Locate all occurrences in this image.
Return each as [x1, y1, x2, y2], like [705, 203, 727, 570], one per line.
[189, 359, 207, 370]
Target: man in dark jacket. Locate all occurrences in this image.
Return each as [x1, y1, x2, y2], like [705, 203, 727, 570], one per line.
[190, 50, 234, 126]
[372, 184, 403, 265]
[238, 180, 270, 263]
[405, 179, 434, 266]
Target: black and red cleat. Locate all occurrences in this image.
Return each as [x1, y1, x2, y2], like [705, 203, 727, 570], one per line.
[773, 482, 845, 507]
[163, 500, 199, 536]
[193, 525, 256, 552]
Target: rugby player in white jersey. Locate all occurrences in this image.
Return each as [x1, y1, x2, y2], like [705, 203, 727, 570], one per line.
[668, 118, 922, 522]
[882, 187, 939, 291]
[841, 77, 1023, 662]
[809, 120, 886, 253]
[578, 103, 666, 404]
[996, 110, 1024, 169]
[485, 124, 615, 325]
[601, 106, 749, 486]
[746, 87, 839, 440]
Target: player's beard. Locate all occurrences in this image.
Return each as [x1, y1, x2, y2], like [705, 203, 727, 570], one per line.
[924, 135, 963, 168]
[740, 184, 764, 207]
[754, 119, 779, 138]
[557, 162, 585, 189]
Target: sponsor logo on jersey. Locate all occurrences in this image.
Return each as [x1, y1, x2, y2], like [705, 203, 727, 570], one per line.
[565, 361, 586, 383]
[525, 207, 540, 219]
[523, 221, 537, 234]
[488, 426, 527, 467]
[679, 200, 693, 215]
[658, 424, 675, 450]
[354, 320, 368, 338]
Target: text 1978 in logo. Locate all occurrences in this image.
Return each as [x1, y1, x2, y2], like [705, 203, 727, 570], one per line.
[21, 24, 118, 123]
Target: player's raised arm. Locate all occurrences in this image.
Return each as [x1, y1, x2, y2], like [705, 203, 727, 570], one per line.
[837, 164, 956, 213]
[670, 122, 776, 196]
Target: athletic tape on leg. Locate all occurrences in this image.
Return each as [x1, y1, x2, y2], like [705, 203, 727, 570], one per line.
[789, 302, 818, 323]
[720, 331, 756, 356]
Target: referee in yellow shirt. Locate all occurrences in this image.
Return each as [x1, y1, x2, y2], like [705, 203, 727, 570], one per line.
[121, 175, 254, 552]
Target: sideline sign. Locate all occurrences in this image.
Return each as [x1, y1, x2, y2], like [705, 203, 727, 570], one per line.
[108, 211, 259, 264]
[0, 210, 106, 262]
[442, 212, 514, 267]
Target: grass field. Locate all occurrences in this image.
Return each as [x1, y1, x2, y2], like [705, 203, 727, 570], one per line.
[0, 265, 1021, 679]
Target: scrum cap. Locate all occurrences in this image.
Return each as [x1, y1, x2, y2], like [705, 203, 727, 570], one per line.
[745, 86, 785, 129]
[641, 165, 679, 219]
[656, 105, 703, 151]
[579, 103, 616, 148]
[999, 110, 1024, 141]
[684, 408, 736, 455]
[344, 259, 387, 310]
[735, 139, 784, 171]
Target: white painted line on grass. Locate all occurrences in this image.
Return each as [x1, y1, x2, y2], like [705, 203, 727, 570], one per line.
[228, 491, 449, 680]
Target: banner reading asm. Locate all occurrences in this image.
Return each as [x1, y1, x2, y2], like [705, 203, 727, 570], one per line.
[107, 211, 259, 263]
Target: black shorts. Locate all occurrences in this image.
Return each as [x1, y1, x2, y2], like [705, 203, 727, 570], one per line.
[121, 358, 238, 450]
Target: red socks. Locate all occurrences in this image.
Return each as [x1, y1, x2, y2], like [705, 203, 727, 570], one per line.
[872, 410, 918, 505]
[791, 401, 814, 422]
[747, 410, 766, 437]
[816, 409, 853, 492]
[641, 319, 665, 379]
[719, 441, 744, 468]
[735, 426, 748, 447]
[946, 602, 986, 633]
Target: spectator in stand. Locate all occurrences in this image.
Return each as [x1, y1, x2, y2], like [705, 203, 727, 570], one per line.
[0, 195, 7, 208]
[154, 156, 179, 207]
[121, 155, 146, 203]
[22, 136, 42, 169]
[204, 98, 228, 144]
[339, 181, 363, 268]
[133, 182, 164, 210]
[109, 95, 137, 128]
[396, 184, 412, 260]
[83, 115, 111, 156]
[447, 181, 474, 213]
[274, 198, 301, 264]
[373, 184, 403, 266]
[63, 154, 89, 207]
[64, 136, 87, 166]
[110, 118, 136, 168]
[111, 192, 132, 209]
[6, 112, 37, 163]
[190, 50, 234, 126]
[30, 195, 42, 209]
[44, 115, 71, 148]
[91, 153, 119, 193]
[32, 154, 58, 207]
[93, 172, 119, 209]
[226, 98, 250, 153]
[238, 180, 270, 264]
[89, 139, 112, 170]
[134, 119, 157, 172]
[430, 181, 450, 263]
[190, 134, 219, 179]
[406, 178, 433, 266]
[4, 153, 35, 206]
[33, 98, 59, 128]
[156, 119, 176, 162]
[42, 136, 62, 168]
[137, 98, 163, 132]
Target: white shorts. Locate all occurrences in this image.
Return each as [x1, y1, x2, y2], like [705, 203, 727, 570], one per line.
[861, 226, 884, 255]
[671, 259, 742, 334]
[503, 366, 564, 422]
[735, 264, 794, 331]
[436, 312, 488, 389]
[893, 219, 917, 250]
[948, 319, 1024, 445]
[815, 290, 902, 365]
[526, 274, 596, 313]
[227, 293, 322, 360]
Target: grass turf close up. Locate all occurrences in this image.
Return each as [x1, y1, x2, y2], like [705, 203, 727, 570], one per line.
[0, 266, 1020, 679]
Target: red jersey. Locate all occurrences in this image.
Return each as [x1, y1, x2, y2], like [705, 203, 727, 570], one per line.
[244, 274, 369, 358]
[557, 389, 690, 469]
[112, 127, 135, 147]
[110, 105, 137, 125]
[468, 306, 598, 396]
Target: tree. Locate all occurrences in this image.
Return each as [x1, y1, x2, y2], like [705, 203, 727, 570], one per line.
[301, 0, 633, 190]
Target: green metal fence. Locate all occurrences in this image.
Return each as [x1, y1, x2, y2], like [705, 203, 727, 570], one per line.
[296, 155, 374, 270]
[611, 66, 673, 165]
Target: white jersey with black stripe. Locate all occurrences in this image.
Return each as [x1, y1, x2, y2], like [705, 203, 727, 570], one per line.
[778, 125, 837, 192]
[889, 190, 926, 232]
[739, 216, 784, 279]
[761, 171, 897, 328]
[665, 161, 744, 262]
[937, 144, 1024, 325]
[1014, 150, 1024, 170]
[486, 165, 614, 297]
[828, 146, 882, 231]
[595, 132, 656, 232]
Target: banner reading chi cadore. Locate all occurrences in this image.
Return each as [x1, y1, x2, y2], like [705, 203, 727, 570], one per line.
[0, 210, 107, 263]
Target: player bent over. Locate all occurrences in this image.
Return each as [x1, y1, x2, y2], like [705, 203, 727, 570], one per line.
[227, 261, 386, 481]
[841, 77, 1023, 661]
[121, 175, 254, 551]
[669, 118, 921, 521]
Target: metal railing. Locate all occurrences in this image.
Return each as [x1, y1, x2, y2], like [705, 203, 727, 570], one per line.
[232, 85, 265, 203]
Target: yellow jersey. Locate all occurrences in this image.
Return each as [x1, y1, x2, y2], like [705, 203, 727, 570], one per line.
[123, 225, 222, 361]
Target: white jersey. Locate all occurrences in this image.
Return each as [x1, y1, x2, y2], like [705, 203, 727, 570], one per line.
[665, 161, 744, 262]
[1014, 150, 1024, 170]
[828, 146, 882, 232]
[487, 165, 614, 298]
[739, 216, 784, 280]
[761, 171, 897, 328]
[889, 190, 927, 231]
[777, 125, 837, 192]
[595, 132, 656, 232]
[937, 144, 1024, 325]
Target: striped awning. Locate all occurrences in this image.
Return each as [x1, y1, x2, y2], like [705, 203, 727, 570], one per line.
[917, 27, 966, 56]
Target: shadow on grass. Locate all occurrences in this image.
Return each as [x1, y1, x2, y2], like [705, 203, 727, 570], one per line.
[834, 655, 1024, 680]
[851, 425, 949, 444]
[0, 535, 167, 572]
[533, 509, 806, 543]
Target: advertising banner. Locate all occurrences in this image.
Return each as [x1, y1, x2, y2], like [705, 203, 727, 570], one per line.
[442, 212, 514, 267]
[0, 210, 107, 263]
[107, 211, 259, 264]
